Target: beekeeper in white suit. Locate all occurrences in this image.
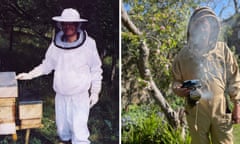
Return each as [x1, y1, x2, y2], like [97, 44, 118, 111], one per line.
[16, 8, 102, 144]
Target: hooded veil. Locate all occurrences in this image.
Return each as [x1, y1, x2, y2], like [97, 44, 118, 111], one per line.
[51, 8, 88, 49]
[52, 23, 87, 49]
[187, 7, 220, 54]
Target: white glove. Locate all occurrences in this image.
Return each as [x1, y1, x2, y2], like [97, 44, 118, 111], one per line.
[16, 67, 43, 80]
[16, 73, 33, 80]
[89, 94, 99, 108]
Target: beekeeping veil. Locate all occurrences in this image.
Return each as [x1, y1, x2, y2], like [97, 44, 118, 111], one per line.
[187, 7, 220, 54]
[52, 8, 88, 49]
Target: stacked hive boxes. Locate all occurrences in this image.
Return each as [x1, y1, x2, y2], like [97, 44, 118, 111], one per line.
[0, 72, 18, 135]
[18, 81, 43, 129]
[19, 100, 43, 129]
[18, 78, 43, 129]
[0, 72, 43, 135]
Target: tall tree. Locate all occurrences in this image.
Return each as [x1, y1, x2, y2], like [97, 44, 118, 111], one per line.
[233, 0, 239, 13]
[121, 0, 199, 129]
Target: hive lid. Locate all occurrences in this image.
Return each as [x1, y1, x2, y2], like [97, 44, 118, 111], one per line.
[0, 72, 17, 87]
[0, 72, 18, 97]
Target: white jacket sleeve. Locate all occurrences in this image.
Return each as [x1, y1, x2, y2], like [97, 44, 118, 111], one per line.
[16, 43, 55, 80]
[32, 43, 55, 76]
[90, 41, 103, 96]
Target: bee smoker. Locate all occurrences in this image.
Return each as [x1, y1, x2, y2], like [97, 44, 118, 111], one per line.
[181, 79, 202, 107]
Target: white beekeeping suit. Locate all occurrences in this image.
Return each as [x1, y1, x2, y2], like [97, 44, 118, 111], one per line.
[16, 8, 102, 144]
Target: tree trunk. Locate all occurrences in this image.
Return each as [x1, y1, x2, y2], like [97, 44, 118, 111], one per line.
[233, 0, 239, 14]
[121, 5, 180, 129]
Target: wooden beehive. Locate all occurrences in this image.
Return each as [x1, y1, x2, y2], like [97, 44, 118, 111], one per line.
[20, 118, 42, 129]
[0, 98, 16, 122]
[18, 87, 43, 129]
[0, 98, 16, 135]
[19, 101, 42, 120]
[0, 72, 17, 134]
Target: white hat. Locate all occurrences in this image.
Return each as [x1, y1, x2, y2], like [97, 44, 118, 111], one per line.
[52, 8, 88, 22]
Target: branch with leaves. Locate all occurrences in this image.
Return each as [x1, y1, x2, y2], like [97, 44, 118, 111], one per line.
[121, 5, 182, 129]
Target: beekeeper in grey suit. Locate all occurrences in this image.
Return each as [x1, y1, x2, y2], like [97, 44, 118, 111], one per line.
[16, 8, 102, 144]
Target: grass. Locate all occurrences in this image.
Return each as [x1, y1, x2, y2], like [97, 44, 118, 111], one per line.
[233, 124, 240, 143]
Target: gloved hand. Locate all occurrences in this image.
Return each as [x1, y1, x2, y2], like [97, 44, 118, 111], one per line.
[172, 81, 190, 97]
[15, 73, 33, 80]
[232, 101, 240, 124]
[16, 67, 43, 80]
[89, 94, 99, 108]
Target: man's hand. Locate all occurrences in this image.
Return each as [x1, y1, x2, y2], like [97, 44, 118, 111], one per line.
[16, 67, 43, 80]
[172, 82, 190, 97]
[15, 73, 33, 80]
[89, 94, 99, 108]
[232, 102, 240, 124]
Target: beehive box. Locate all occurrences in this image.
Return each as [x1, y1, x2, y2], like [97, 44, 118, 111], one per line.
[18, 85, 43, 129]
[20, 118, 42, 129]
[0, 98, 16, 134]
[0, 72, 17, 134]
[0, 98, 16, 122]
[19, 101, 42, 120]
[0, 72, 18, 97]
[19, 101, 43, 129]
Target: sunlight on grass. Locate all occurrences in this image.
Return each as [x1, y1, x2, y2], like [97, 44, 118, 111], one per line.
[233, 124, 240, 143]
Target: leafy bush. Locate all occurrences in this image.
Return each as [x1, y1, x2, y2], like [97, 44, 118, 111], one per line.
[122, 104, 191, 144]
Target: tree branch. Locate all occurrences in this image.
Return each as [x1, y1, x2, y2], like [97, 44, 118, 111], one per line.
[121, 3, 180, 128]
[121, 6, 142, 35]
[8, 1, 36, 22]
[233, 0, 239, 14]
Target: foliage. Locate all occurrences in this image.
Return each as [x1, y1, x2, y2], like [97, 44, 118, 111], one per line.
[122, 104, 191, 144]
[29, 137, 42, 144]
[122, 0, 199, 108]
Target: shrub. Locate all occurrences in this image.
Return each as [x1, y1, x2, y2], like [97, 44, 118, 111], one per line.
[122, 104, 191, 144]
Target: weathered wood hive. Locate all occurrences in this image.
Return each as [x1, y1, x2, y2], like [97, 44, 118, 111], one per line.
[0, 72, 42, 135]
[18, 89, 43, 129]
[0, 72, 17, 135]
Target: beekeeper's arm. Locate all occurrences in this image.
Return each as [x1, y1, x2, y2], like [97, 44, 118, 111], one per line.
[89, 41, 103, 108]
[16, 43, 55, 80]
[225, 44, 240, 124]
[172, 55, 190, 97]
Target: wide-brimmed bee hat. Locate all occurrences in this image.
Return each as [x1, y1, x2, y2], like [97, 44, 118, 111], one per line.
[52, 8, 87, 22]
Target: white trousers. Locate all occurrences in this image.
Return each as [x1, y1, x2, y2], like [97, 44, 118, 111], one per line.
[55, 92, 90, 144]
